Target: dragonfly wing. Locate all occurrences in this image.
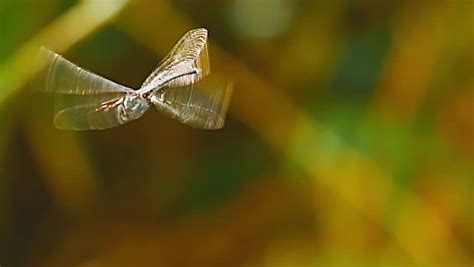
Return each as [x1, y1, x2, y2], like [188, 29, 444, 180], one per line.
[140, 28, 210, 90]
[152, 75, 233, 130]
[38, 47, 133, 95]
[53, 94, 129, 130]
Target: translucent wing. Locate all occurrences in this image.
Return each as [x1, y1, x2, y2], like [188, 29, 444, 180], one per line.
[53, 94, 129, 130]
[36, 47, 139, 130]
[152, 75, 233, 130]
[140, 28, 210, 90]
[38, 47, 133, 95]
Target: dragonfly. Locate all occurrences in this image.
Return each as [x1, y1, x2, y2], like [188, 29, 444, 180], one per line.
[38, 28, 233, 130]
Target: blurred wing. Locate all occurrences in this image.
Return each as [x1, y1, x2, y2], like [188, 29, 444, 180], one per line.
[140, 28, 210, 89]
[153, 75, 233, 130]
[53, 94, 128, 130]
[38, 47, 133, 95]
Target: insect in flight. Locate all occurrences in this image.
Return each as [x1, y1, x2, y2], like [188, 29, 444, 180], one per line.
[38, 28, 233, 130]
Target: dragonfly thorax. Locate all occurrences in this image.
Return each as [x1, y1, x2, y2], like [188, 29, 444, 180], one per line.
[119, 93, 150, 122]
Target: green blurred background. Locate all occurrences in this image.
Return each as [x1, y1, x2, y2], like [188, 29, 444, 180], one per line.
[0, 0, 473, 266]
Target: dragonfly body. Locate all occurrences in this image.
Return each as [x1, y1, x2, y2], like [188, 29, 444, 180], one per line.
[38, 28, 233, 130]
[118, 92, 150, 124]
[116, 67, 201, 124]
